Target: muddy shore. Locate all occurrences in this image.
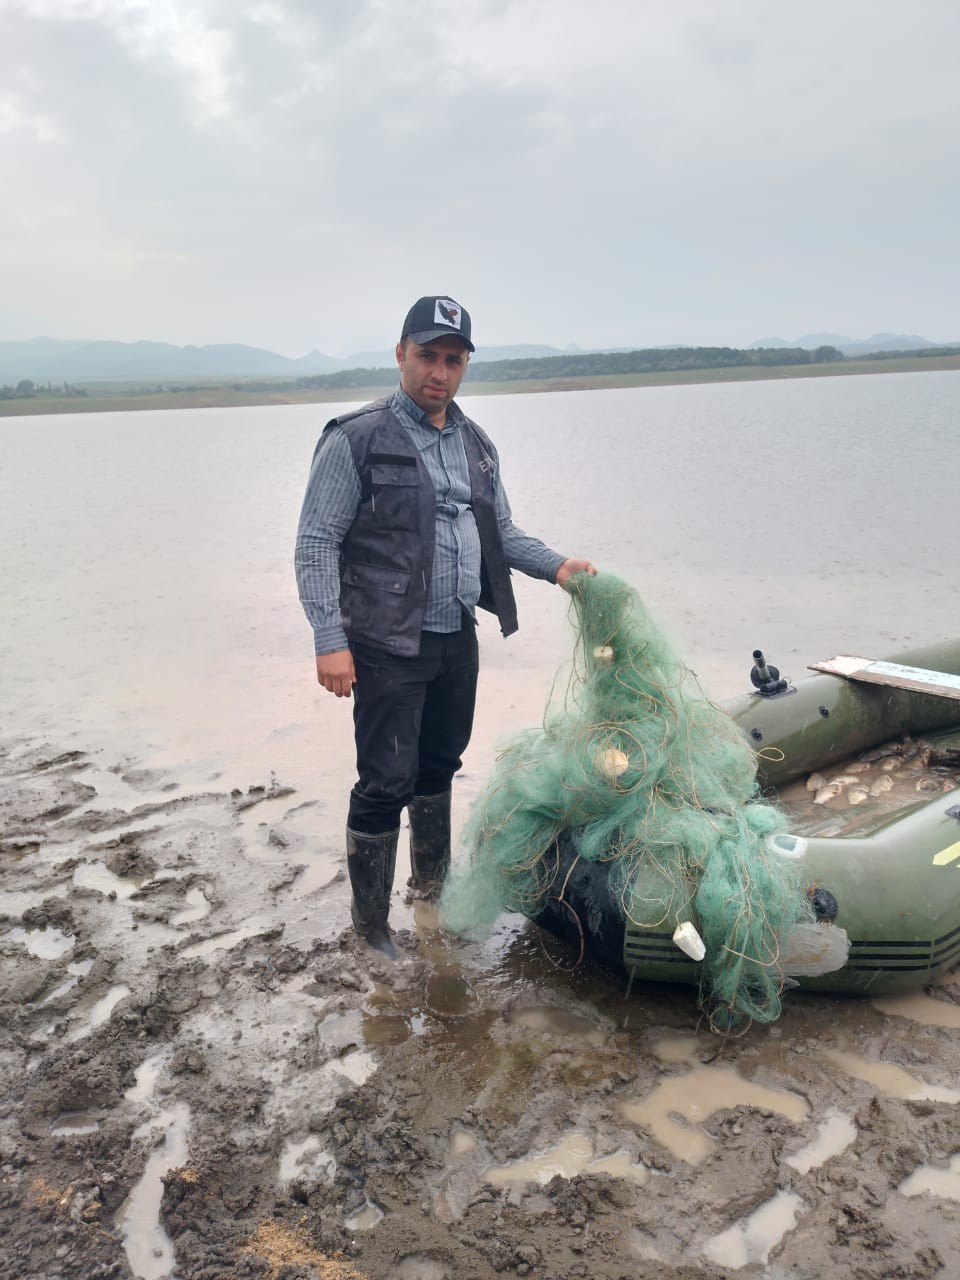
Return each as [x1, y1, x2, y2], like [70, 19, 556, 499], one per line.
[2, 734, 960, 1280]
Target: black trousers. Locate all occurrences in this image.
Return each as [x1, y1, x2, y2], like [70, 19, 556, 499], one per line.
[347, 625, 479, 835]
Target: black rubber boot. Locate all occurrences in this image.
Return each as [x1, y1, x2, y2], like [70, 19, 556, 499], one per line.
[346, 827, 399, 958]
[407, 791, 451, 900]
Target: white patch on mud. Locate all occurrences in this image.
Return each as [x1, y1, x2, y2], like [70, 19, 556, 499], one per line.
[90, 984, 131, 1027]
[317, 1009, 365, 1050]
[42, 977, 79, 1004]
[289, 852, 340, 899]
[785, 1110, 858, 1173]
[7, 925, 75, 959]
[327, 1048, 377, 1086]
[0, 885, 69, 916]
[116, 1103, 191, 1280]
[170, 886, 210, 927]
[899, 1152, 960, 1202]
[43, 957, 95, 1005]
[67, 984, 131, 1042]
[126, 1051, 169, 1105]
[73, 861, 143, 899]
[702, 1189, 805, 1269]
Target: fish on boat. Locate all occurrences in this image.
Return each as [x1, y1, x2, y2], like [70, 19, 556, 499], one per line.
[532, 641, 960, 996]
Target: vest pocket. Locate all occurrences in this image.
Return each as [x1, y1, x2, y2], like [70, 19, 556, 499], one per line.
[341, 562, 411, 639]
[367, 464, 419, 531]
[342, 563, 410, 595]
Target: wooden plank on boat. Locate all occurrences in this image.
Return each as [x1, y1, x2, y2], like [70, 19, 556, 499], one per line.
[809, 656, 960, 701]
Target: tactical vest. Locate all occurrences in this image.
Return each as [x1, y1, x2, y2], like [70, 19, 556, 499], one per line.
[325, 398, 519, 657]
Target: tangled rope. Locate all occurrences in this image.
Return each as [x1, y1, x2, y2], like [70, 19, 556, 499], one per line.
[440, 572, 814, 1029]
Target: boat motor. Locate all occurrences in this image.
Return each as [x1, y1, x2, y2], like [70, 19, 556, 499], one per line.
[750, 650, 790, 697]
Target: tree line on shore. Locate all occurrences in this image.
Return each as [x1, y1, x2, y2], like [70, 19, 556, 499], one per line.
[287, 344, 846, 391]
[6, 341, 960, 399]
[0, 379, 87, 400]
[275, 340, 960, 392]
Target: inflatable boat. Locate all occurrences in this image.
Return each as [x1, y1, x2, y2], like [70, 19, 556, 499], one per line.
[533, 641, 960, 996]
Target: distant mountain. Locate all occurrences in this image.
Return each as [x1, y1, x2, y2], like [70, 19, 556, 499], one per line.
[840, 332, 946, 356]
[0, 336, 578, 383]
[6, 331, 956, 386]
[340, 343, 570, 369]
[0, 338, 345, 384]
[473, 343, 569, 363]
[750, 331, 951, 356]
[288, 348, 343, 374]
[795, 332, 854, 349]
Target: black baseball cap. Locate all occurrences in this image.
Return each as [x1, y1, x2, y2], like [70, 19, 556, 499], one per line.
[400, 295, 475, 352]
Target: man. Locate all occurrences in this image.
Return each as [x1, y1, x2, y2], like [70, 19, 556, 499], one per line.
[295, 295, 595, 956]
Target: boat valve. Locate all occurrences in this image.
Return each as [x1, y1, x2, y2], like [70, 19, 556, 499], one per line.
[750, 649, 789, 697]
[808, 886, 839, 922]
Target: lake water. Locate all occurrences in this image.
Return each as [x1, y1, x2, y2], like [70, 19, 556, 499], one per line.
[2, 369, 959, 858]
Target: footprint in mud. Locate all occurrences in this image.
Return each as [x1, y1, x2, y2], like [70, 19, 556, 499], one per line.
[110, 763, 180, 793]
[73, 862, 145, 900]
[900, 1152, 960, 1203]
[116, 1103, 191, 1280]
[66, 984, 132, 1042]
[703, 1189, 806, 1269]
[7, 924, 76, 960]
[170, 887, 211, 927]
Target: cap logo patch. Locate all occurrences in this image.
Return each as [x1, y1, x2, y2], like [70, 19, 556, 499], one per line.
[434, 298, 462, 329]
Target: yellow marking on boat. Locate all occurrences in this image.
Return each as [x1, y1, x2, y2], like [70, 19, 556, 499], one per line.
[932, 841, 960, 867]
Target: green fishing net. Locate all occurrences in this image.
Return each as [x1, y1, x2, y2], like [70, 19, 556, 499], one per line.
[440, 571, 814, 1029]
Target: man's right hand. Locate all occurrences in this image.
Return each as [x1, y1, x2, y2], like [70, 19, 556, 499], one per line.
[315, 649, 356, 698]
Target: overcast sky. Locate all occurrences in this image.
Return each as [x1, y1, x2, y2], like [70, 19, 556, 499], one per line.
[2, 0, 959, 356]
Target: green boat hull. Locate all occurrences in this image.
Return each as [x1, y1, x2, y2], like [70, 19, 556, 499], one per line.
[534, 641, 960, 996]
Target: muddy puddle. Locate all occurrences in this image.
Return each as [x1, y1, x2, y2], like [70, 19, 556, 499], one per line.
[3, 736, 960, 1280]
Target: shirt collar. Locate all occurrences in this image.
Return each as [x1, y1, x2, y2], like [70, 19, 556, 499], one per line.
[392, 385, 464, 435]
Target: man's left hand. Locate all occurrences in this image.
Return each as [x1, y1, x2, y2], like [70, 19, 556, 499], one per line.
[555, 557, 597, 587]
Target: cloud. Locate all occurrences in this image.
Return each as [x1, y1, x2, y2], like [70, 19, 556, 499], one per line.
[1, 0, 959, 352]
[0, 89, 62, 143]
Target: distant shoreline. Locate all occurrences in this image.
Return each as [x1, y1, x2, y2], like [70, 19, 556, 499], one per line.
[2, 352, 959, 417]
